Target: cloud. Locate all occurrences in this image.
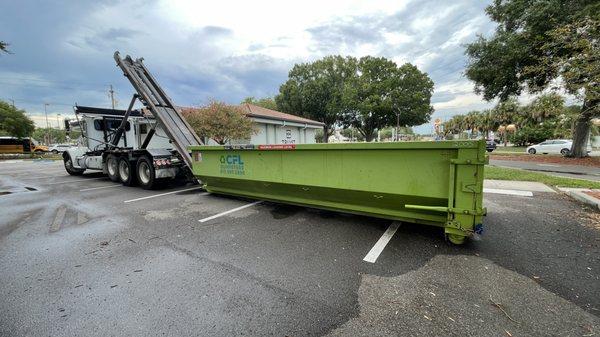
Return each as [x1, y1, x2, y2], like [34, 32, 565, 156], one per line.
[0, 0, 503, 133]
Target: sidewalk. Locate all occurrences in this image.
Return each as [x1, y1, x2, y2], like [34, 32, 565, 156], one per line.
[558, 187, 600, 210]
[484, 179, 556, 193]
[484, 179, 600, 209]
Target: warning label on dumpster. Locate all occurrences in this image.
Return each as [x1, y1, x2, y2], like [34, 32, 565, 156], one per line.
[219, 154, 245, 175]
[257, 144, 296, 150]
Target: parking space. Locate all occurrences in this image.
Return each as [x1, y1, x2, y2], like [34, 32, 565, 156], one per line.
[1, 160, 599, 336]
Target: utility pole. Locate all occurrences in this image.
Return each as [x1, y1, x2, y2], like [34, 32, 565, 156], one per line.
[56, 114, 61, 129]
[44, 103, 50, 145]
[9, 99, 15, 108]
[109, 85, 115, 109]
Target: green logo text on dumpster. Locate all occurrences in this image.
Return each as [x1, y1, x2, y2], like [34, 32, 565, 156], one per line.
[219, 155, 245, 175]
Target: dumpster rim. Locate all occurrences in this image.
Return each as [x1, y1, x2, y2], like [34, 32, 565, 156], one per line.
[188, 140, 484, 151]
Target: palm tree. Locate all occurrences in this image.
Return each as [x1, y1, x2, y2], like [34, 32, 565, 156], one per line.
[527, 93, 565, 124]
[481, 109, 497, 139]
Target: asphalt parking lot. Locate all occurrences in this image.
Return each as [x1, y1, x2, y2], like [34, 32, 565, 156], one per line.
[1, 160, 599, 336]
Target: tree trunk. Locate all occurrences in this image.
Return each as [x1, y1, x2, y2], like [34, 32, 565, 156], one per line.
[568, 98, 597, 158]
[322, 125, 329, 143]
[363, 130, 375, 142]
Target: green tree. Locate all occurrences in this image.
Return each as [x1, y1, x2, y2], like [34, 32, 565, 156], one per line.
[341, 56, 395, 141]
[276, 55, 357, 142]
[241, 97, 277, 110]
[342, 57, 433, 141]
[525, 93, 565, 124]
[492, 98, 520, 127]
[339, 127, 365, 141]
[31, 127, 76, 144]
[181, 100, 256, 145]
[538, 18, 600, 156]
[442, 114, 466, 136]
[0, 100, 35, 138]
[480, 109, 497, 137]
[509, 124, 555, 146]
[390, 63, 434, 135]
[465, 0, 599, 157]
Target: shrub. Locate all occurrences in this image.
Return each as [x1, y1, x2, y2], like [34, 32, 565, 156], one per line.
[509, 125, 554, 146]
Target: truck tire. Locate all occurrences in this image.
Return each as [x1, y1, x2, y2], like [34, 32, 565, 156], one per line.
[63, 154, 84, 176]
[136, 156, 156, 190]
[106, 155, 120, 182]
[118, 157, 136, 186]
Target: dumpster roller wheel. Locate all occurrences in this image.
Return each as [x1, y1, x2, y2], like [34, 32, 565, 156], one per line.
[446, 234, 466, 245]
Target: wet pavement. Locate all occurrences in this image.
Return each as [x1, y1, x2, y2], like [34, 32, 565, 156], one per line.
[0, 159, 599, 336]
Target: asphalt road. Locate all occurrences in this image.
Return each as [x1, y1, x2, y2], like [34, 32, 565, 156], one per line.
[490, 158, 600, 181]
[0, 160, 599, 336]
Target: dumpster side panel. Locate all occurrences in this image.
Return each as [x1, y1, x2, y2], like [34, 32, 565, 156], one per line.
[190, 141, 486, 243]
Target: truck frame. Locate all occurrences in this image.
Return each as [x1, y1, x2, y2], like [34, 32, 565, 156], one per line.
[62, 52, 202, 189]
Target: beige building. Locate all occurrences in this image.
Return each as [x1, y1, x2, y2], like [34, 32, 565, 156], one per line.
[200, 104, 323, 145]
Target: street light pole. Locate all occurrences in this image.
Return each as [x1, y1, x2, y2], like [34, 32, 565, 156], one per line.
[109, 85, 115, 109]
[44, 103, 50, 145]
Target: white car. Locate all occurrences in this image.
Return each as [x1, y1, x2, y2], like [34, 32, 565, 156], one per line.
[48, 143, 72, 154]
[526, 139, 591, 156]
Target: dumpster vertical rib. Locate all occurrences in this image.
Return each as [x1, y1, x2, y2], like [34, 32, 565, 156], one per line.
[447, 161, 456, 211]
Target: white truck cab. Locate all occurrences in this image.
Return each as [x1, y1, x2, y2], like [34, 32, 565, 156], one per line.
[63, 106, 187, 189]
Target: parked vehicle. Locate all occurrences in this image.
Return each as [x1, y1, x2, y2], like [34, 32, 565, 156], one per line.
[0, 137, 48, 153]
[486, 139, 497, 152]
[62, 52, 202, 189]
[48, 143, 71, 154]
[526, 139, 592, 156]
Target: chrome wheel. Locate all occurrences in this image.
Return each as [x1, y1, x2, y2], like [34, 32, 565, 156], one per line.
[107, 157, 118, 176]
[138, 161, 151, 185]
[119, 160, 130, 181]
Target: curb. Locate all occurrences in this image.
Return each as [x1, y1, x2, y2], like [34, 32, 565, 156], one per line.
[557, 187, 600, 210]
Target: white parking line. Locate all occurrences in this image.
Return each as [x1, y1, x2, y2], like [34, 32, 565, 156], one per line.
[18, 175, 69, 180]
[50, 206, 67, 232]
[123, 186, 205, 203]
[1, 170, 65, 176]
[41, 177, 107, 186]
[199, 201, 263, 223]
[363, 222, 401, 263]
[483, 188, 533, 197]
[80, 184, 122, 192]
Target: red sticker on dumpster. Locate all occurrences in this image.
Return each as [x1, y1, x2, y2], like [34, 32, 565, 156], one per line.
[258, 144, 296, 150]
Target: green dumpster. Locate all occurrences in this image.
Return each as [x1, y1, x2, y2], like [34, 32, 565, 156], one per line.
[189, 140, 487, 244]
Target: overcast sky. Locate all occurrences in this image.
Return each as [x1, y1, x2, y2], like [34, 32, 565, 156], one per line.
[0, 0, 500, 133]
